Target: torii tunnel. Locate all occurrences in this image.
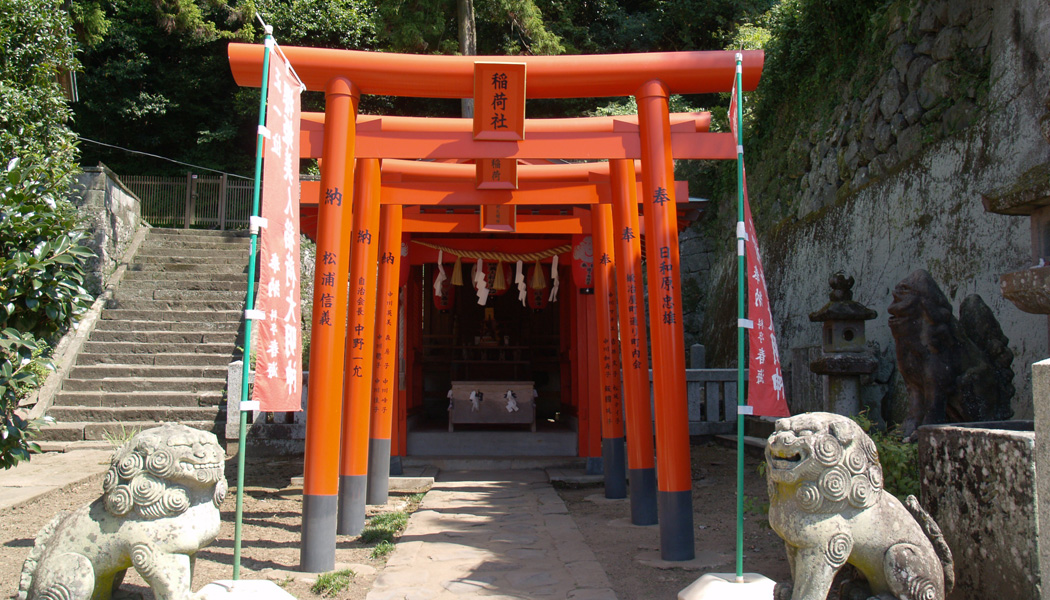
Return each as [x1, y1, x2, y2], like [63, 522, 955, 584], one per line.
[228, 44, 763, 571]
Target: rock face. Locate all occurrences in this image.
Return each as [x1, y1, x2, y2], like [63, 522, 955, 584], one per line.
[887, 269, 1014, 436]
[918, 422, 1040, 600]
[694, 0, 1048, 420]
[766, 412, 954, 600]
[18, 424, 227, 600]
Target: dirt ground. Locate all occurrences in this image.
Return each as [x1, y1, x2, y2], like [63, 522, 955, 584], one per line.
[3, 442, 789, 599]
[1, 455, 420, 600]
[558, 440, 791, 599]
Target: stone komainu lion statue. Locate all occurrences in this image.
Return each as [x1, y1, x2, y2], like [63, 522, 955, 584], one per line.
[18, 424, 227, 600]
[888, 269, 1014, 437]
[766, 413, 953, 600]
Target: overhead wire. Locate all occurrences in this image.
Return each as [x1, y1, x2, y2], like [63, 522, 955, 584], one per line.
[77, 136, 253, 180]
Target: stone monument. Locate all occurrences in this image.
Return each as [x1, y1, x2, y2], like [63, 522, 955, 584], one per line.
[18, 424, 227, 600]
[887, 269, 1014, 437]
[766, 412, 953, 600]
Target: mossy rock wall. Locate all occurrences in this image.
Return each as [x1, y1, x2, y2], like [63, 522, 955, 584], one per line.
[691, 0, 1050, 420]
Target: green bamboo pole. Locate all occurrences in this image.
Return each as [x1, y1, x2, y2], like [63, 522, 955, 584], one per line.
[233, 24, 273, 580]
[734, 52, 746, 582]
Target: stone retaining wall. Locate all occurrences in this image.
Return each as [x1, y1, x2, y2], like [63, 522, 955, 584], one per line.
[70, 164, 144, 294]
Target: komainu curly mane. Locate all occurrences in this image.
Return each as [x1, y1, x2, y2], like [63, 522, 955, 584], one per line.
[766, 413, 953, 600]
[18, 424, 227, 600]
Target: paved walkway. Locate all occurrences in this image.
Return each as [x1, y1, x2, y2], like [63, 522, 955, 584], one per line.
[367, 470, 618, 600]
[0, 448, 112, 511]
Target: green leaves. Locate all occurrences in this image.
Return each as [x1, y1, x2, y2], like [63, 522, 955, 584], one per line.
[0, 159, 93, 469]
[0, 328, 50, 469]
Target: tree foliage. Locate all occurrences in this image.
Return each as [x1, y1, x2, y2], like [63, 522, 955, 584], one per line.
[72, 0, 257, 175]
[376, 0, 563, 55]
[0, 0, 79, 190]
[0, 0, 91, 468]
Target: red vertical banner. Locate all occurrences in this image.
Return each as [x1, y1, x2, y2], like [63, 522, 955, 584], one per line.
[743, 189, 790, 417]
[730, 81, 790, 418]
[254, 50, 303, 412]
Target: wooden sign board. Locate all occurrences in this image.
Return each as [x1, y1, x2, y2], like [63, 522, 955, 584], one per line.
[473, 62, 525, 141]
[480, 204, 516, 232]
[476, 157, 518, 190]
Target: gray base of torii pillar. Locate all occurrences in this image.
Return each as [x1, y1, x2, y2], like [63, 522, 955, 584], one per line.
[337, 475, 367, 536]
[602, 437, 627, 499]
[366, 438, 391, 505]
[659, 490, 695, 561]
[629, 467, 658, 525]
[300, 495, 337, 572]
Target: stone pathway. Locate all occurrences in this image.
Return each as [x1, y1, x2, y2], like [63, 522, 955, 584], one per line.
[367, 470, 617, 600]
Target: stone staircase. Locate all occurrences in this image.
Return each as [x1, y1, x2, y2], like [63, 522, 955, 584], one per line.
[41, 228, 250, 442]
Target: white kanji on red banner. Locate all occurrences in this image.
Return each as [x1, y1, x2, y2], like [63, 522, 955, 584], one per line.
[732, 82, 790, 418]
[253, 49, 303, 412]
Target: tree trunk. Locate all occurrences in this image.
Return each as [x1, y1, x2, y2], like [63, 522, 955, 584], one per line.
[458, 0, 476, 118]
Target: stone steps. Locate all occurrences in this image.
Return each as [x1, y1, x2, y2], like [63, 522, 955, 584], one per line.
[68, 364, 228, 380]
[126, 263, 249, 275]
[62, 375, 226, 393]
[53, 390, 224, 407]
[104, 299, 245, 312]
[100, 309, 241, 323]
[81, 341, 233, 355]
[39, 420, 223, 442]
[112, 280, 249, 293]
[76, 352, 233, 366]
[130, 254, 249, 266]
[84, 330, 238, 344]
[38, 227, 249, 442]
[122, 271, 247, 283]
[114, 289, 247, 302]
[93, 319, 240, 333]
[47, 405, 223, 423]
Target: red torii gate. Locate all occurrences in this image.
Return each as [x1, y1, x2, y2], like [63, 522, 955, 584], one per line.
[229, 44, 763, 570]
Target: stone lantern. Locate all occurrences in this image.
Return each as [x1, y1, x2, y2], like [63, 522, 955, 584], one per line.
[808, 273, 878, 416]
[982, 162, 1050, 352]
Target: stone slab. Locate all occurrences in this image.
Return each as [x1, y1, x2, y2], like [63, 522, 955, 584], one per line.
[547, 468, 604, 486]
[0, 449, 112, 510]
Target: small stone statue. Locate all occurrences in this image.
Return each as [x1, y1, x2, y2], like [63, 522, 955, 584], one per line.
[888, 269, 1014, 436]
[18, 424, 227, 600]
[766, 412, 953, 600]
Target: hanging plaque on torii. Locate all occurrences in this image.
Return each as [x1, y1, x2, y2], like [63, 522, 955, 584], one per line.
[474, 62, 525, 230]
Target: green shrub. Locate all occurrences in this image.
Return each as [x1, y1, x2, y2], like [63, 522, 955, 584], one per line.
[370, 540, 394, 559]
[0, 158, 95, 469]
[0, 158, 94, 340]
[853, 411, 920, 500]
[0, 328, 49, 468]
[360, 510, 408, 544]
[310, 568, 355, 597]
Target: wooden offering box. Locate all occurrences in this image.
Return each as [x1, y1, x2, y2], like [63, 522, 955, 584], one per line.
[448, 381, 536, 432]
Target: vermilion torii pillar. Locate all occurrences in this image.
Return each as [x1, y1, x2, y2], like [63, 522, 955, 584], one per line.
[301, 77, 357, 573]
[366, 204, 403, 505]
[609, 159, 658, 526]
[638, 79, 694, 561]
[339, 158, 382, 535]
[592, 203, 627, 499]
